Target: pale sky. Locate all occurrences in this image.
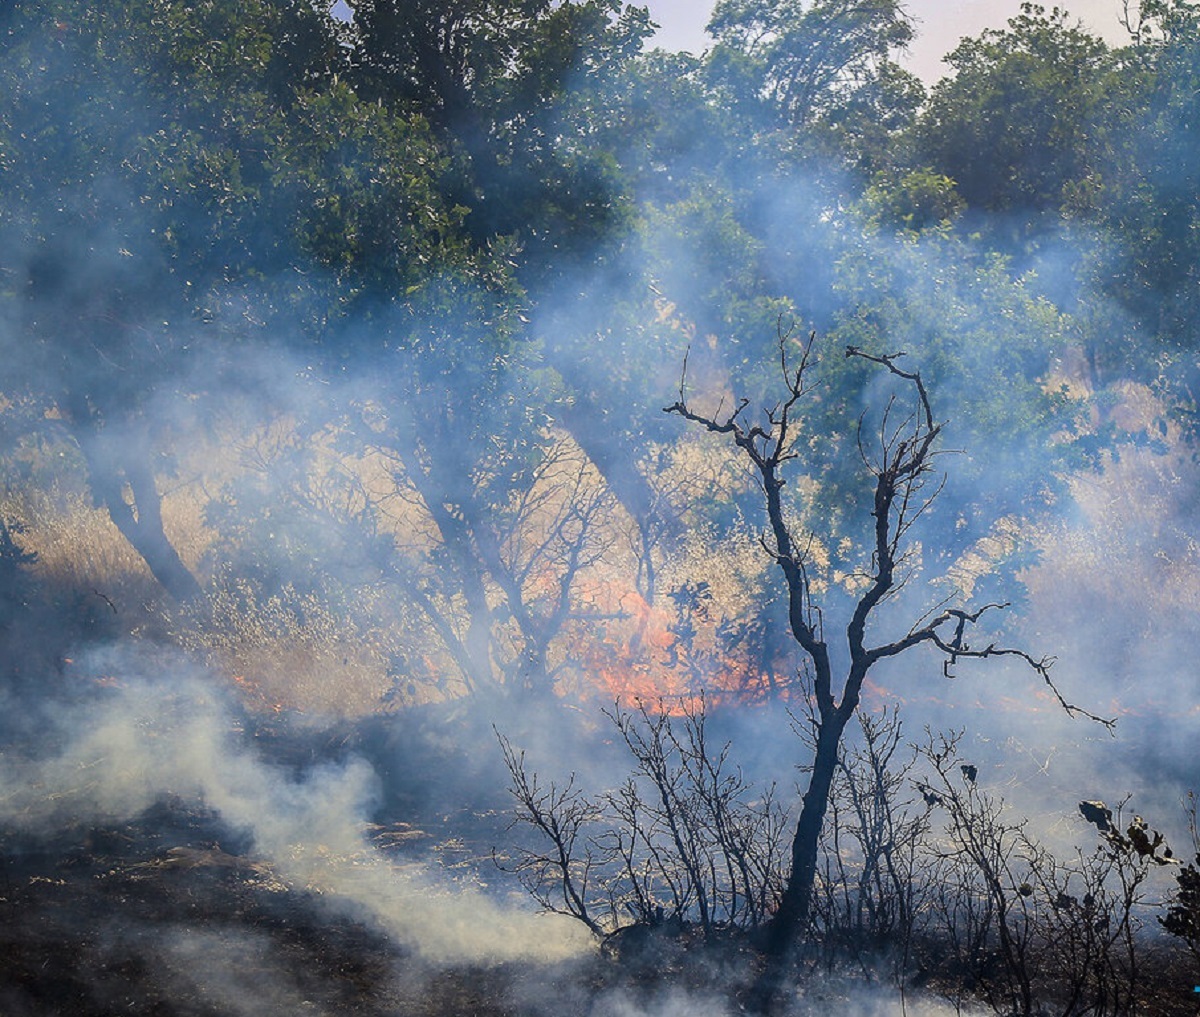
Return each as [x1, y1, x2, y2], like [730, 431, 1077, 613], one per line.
[645, 0, 1134, 83]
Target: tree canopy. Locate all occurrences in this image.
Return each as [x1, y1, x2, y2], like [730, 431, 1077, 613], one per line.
[3, 0, 1198, 689]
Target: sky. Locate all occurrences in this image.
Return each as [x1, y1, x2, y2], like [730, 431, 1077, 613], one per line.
[645, 0, 1134, 82]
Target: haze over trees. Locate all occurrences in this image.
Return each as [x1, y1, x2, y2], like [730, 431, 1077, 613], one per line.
[2, 0, 1200, 1013]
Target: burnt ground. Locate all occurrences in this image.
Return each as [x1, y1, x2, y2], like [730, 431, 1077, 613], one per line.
[0, 801, 418, 1016]
[2, 703, 1197, 1017]
[0, 797, 756, 1017]
[0, 698, 651, 1017]
[0, 790, 645, 1017]
[3, 803, 1199, 1017]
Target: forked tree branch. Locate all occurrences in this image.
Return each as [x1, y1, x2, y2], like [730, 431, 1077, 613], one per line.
[665, 333, 1109, 732]
[661, 330, 1111, 965]
[665, 324, 833, 711]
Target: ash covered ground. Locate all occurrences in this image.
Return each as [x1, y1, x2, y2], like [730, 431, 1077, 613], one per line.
[0, 669, 1023, 1017]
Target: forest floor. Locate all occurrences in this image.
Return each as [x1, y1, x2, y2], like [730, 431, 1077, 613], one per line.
[0, 797, 601, 1017]
[0, 799, 925, 1017]
[1, 704, 1196, 1017]
[2, 803, 1196, 1017]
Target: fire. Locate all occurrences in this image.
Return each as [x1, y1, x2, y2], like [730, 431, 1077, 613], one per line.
[571, 575, 795, 714]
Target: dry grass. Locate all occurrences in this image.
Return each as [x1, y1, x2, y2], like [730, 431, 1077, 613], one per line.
[0, 487, 169, 637]
[1026, 382, 1200, 620]
[174, 577, 397, 719]
[5, 374, 1200, 727]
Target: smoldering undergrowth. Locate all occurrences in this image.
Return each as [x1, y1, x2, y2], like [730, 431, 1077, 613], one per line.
[0, 644, 591, 967]
[499, 698, 1194, 1015]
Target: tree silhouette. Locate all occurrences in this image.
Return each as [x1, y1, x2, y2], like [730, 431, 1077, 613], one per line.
[665, 328, 1111, 985]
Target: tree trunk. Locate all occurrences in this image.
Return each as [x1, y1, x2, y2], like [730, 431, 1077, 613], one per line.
[766, 708, 851, 958]
[741, 707, 851, 1016]
[84, 445, 202, 604]
[559, 397, 679, 597]
[397, 442, 497, 694]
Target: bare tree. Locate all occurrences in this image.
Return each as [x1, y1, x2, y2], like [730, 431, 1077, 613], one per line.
[379, 427, 617, 699]
[497, 698, 788, 949]
[810, 705, 931, 982]
[1161, 791, 1200, 969]
[664, 327, 1109, 970]
[916, 736, 1172, 1016]
[497, 734, 607, 936]
[915, 730, 1043, 1015]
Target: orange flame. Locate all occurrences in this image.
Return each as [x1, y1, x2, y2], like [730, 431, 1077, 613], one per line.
[571, 577, 794, 714]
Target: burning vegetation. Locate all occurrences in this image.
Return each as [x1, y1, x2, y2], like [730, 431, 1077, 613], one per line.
[3, 0, 1200, 1014]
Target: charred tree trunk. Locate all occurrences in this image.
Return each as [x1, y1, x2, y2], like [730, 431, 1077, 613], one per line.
[766, 709, 850, 955]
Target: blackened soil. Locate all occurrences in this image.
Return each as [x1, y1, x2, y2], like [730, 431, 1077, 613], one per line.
[0, 800, 522, 1017]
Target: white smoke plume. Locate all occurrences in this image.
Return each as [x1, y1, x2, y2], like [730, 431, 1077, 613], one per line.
[0, 645, 591, 966]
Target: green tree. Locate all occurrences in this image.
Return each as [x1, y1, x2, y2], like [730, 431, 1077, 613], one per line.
[0, 0, 343, 600]
[914, 4, 1113, 222]
[705, 0, 923, 170]
[860, 168, 966, 233]
[1081, 0, 1200, 430]
[341, 0, 685, 607]
[345, 0, 652, 272]
[825, 225, 1088, 569]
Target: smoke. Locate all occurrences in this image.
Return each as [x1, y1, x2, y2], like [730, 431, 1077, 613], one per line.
[3, 5, 1200, 1013]
[137, 927, 339, 1017]
[505, 976, 991, 1017]
[0, 644, 591, 966]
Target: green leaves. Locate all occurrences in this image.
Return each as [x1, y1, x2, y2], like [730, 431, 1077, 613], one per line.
[914, 4, 1113, 217]
[344, 0, 652, 275]
[815, 226, 1085, 577]
[706, 0, 922, 167]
